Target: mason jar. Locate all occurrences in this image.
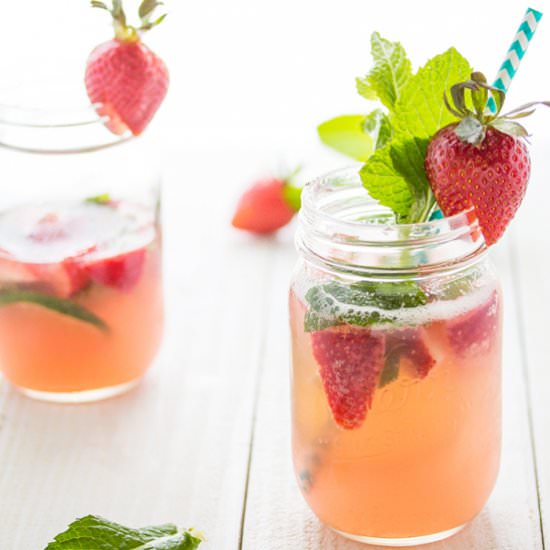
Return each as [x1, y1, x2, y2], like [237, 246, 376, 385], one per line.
[289, 167, 502, 545]
[0, 96, 164, 402]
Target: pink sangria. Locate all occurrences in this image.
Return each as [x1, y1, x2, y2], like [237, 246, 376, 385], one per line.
[0, 97, 163, 402]
[289, 169, 502, 545]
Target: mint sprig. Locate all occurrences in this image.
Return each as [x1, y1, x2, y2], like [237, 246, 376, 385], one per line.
[44, 515, 203, 550]
[318, 115, 374, 161]
[0, 289, 108, 332]
[356, 32, 412, 109]
[319, 34, 472, 224]
[304, 280, 428, 332]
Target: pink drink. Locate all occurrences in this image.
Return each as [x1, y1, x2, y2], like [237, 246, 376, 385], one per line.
[0, 199, 163, 400]
[290, 282, 502, 540]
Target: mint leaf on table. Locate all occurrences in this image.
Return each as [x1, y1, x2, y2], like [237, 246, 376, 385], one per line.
[360, 47, 472, 223]
[317, 115, 374, 161]
[44, 515, 203, 550]
[356, 32, 412, 109]
[85, 193, 111, 205]
[0, 289, 108, 332]
[304, 280, 428, 332]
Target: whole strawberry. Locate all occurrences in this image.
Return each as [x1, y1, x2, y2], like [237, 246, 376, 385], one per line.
[425, 72, 548, 245]
[86, 0, 169, 136]
[232, 175, 302, 234]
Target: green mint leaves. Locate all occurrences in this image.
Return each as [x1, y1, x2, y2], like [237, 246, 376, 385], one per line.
[318, 115, 374, 161]
[356, 32, 412, 109]
[0, 289, 108, 332]
[304, 280, 428, 332]
[44, 515, 203, 550]
[319, 34, 472, 223]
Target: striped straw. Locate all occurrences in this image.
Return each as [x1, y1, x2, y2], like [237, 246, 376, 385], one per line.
[487, 7, 543, 112]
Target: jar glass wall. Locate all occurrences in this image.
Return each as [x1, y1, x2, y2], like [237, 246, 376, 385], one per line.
[0, 102, 164, 402]
[289, 168, 502, 546]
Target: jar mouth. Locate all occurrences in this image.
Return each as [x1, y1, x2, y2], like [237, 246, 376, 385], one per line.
[297, 166, 486, 274]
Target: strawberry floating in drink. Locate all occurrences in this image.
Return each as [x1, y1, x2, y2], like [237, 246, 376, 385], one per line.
[232, 174, 302, 234]
[86, 0, 169, 135]
[311, 327, 385, 429]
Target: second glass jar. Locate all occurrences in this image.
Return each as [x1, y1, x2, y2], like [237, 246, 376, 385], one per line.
[289, 168, 502, 546]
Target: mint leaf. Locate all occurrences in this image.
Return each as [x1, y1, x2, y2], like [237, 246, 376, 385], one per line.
[317, 115, 374, 161]
[0, 289, 108, 332]
[359, 145, 412, 221]
[304, 280, 428, 332]
[356, 32, 412, 109]
[392, 47, 471, 139]
[86, 193, 111, 205]
[44, 515, 203, 550]
[379, 348, 400, 388]
[389, 136, 435, 222]
[361, 47, 471, 223]
[363, 109, 392, 150]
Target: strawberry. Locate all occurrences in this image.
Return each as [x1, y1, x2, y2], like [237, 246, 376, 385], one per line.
[28, 261, 90, 298]
[447, 291, 500, 357]
[385, 328, 436, 380]
[311, 326, 385, 430]
[232, 176, 302, 234]
[86, 248, 147, 291]
[425, 72, 549, 245]
[86, 0, 169, 136]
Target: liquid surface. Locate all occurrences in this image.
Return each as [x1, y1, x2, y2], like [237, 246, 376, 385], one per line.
[0, 200, 155, 263]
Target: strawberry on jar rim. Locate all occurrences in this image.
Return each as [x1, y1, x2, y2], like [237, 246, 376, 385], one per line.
[86, 0, 169, 136]
[425, 72, 549, 245]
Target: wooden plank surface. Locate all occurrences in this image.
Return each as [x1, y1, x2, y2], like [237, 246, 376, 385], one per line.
[510, 138, 550, 548]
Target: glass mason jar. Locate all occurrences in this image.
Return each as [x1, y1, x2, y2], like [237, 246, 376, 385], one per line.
[0, 101, 164, 402]
[289, 168, 502, 546]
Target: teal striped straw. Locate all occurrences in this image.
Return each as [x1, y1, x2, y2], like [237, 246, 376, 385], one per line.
[487, 7, 543, 112]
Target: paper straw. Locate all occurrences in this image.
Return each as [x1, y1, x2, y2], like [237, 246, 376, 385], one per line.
[487, 7, 543, 112]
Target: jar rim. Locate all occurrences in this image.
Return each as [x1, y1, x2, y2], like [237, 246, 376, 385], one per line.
[297, 166, 486, 274]
[301, 165, 478, 234]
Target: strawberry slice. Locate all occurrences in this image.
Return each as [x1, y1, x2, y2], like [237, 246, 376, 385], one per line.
[86, 248, 147, 291]
[447, 292, 500, 357]
[385, 328, 436, 380]
[311, 326, 385, 430]
[28, 260, 90, 298]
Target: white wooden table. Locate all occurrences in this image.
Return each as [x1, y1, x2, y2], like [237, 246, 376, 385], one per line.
[0, 135, 548, 550]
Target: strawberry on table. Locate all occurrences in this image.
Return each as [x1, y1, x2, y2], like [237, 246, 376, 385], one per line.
[86, 0, 169, 136]
[425, 72, 548, 245]
[311, 326, 385, 430]
[232, 175, 302, 234]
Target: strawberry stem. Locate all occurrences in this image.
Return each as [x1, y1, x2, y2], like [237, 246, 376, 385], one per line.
[90, 0, 166, 41]
[283, 183, 302, 212]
